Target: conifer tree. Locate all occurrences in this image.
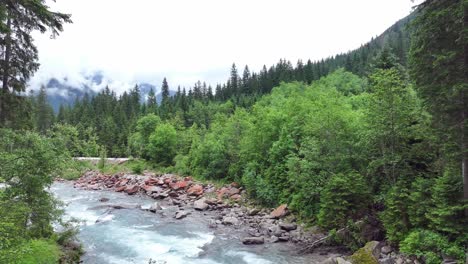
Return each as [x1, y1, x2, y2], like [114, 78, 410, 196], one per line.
[0, 1, 71, 125]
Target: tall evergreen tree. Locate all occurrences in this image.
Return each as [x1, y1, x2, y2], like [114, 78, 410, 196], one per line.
[0, 1, 71, 126]
[35, 86, 54, 134]
[409, 0, 468, 205]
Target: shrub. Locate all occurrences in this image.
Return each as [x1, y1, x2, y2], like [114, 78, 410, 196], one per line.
[18, 239, 60, 264]
[317, 172, 370, 229]
[399, 230, 465, 264]
[131, 161, 144, 174]
[379, 182, 412, 243]
[147, 123, 177, 166]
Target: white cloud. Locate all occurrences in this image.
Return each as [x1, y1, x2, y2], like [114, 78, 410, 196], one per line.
[30, 0, 421, 93]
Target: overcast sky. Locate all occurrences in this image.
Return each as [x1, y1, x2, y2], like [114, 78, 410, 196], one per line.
[31, 0, 419, 93]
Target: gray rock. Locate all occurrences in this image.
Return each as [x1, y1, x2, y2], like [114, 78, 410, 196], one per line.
[194, 198, 208, 211]
[241, 237, 264, 245]
[320, 257, 337, 264]
[335, 257, 351, 264]
[379, 257, 395, 264]
[248, 208, 260, 216]
[174, 211, 188, 219]
[279, 223, 297, 231]
[222, 216, 240, 225]
[268, 225, 283, 237]
[270, 236, 279, 243]
[381, 245, 393, 255]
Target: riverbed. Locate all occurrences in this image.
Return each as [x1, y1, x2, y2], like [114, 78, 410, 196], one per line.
[52, 182, 331, 264]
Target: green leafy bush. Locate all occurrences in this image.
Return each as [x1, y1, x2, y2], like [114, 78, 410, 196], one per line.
[148, 123, 177, 166]
[380, 182, 412, 243]
[317, 172, 370, 229]
[399, 230, 465, 264]
[18, 239, 60, 264]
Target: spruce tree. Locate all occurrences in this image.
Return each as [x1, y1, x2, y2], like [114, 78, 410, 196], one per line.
[0, 1, 71, 125]
[409, 0, 468, 207]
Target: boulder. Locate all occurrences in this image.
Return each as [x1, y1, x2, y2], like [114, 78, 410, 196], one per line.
[228, 187, 240, 196]
[124, 185, 139, 195]
[270, 204, 288, 219]
[217, 187, 229, 200]
[174, 211, 188, 219]
[279, 223, 297, 231]
[204, 198, 218, 205]
[270, 236, 279, 243]
[170, 181, 188, 190]
[99, 197, 110, 202]
[230, 194, 241, 201]
[381, 245, 393, 255]
[335, 257, 351, 264]
[152, 191, 168, 199]
[241, 237, 264, 245]
[222, 216, 240, 225]
[350, 241, 380, 264]
[194, 198, 208, 211]
[248, 208, 260, 216]
[142, 185, 161, 194]
[187, 184, 204, 196]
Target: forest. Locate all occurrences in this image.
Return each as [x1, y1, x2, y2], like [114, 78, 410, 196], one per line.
[0, 0, 467, 263]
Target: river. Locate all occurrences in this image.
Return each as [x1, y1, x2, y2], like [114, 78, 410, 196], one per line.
[52, 182, 330, 264]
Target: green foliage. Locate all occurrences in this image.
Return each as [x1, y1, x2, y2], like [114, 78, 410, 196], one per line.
[427, 167, 468, 237]
[400, 230, 466, 264]
[379, 182, 412, 243]
[131, 160, 145, 174]
[148, 123, 177, 166]
[0, 129, 66, 239]
[318, 173, 370, 230]
[18, 239, 61, 264]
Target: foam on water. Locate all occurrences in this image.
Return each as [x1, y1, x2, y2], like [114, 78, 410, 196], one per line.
[226, 251, 273, 264]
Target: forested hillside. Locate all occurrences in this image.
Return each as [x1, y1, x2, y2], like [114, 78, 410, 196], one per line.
[1, 0, 467, 263]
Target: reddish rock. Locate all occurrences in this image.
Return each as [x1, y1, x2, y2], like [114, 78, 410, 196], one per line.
[205, 198, 218, 205]
[230, 182, 240, 188]
[270, 204, 288, 219]
[187, 184, 204, 196]
[170, 181, 188, 190]
[217, 187, 229, 200]
[118, 178, 129, 186]
[163, 178, 172, 185]
[124, 185, 140, 195]
[230, 194, 241, 201]
[115, 186, 126, 192]
[157, 179, 165, 185]
[228, 187, 240, 196]
[145, 178, 159, 186]
[184, 176, 193, 182]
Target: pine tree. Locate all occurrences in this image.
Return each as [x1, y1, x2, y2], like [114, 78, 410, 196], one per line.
[409, 0, 468, 206]
[0, 1, 71, 125]
[147, 87, 157, 113]
[35, 86, 54, 134]
[230, 63, 239, 96]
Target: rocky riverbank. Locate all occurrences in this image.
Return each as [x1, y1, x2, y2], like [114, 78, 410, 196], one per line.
[71, 170, 327, 247]
[68, 170, 424, 264]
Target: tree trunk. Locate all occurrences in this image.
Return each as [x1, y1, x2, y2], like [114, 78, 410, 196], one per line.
[1, 11, 12, 124]
[463, 0, 468, 215]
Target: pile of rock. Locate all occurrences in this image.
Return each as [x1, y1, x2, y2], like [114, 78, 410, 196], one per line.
[73, 170, 322, 246]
